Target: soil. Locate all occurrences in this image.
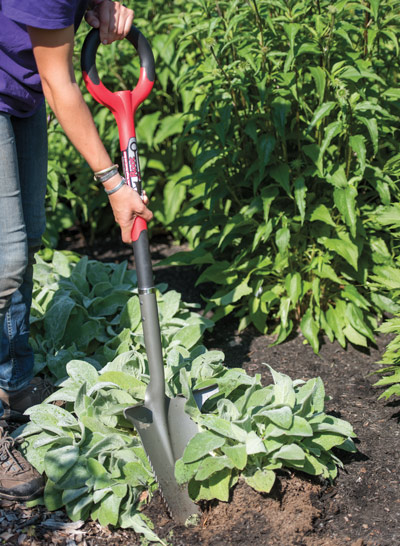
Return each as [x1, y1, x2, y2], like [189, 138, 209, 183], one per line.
[1, 228, 399, 546]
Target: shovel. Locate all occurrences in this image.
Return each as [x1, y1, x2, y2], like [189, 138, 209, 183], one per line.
[81, 27, 217, 524]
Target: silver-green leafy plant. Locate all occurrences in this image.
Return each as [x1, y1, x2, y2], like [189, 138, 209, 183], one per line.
[30, 250, 213, 380]
[19, 252, 356, 540]
[17, 350, 356, 534]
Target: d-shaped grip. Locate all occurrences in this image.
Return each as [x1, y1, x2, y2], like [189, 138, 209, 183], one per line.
[81, 26, 155, 87]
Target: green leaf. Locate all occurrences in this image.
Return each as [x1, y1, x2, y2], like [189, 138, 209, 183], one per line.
[300, 309, 320, 353]
[66, 360, 99, 388]
[195, 456, 233, 481]
[99, 372, 146, 397]
[333, 186, 358, 238]
[273, 443, 306, 461]
[322, 236, 358, 270]
[190, 467, 232, 502]
[254, 406, 293, 429]
[221, 444, 247, 470]
[309, 66, 326, 104]
[294, 176, 307, 224]
[307, 102, 336, 132]
[270, 164, 290, 195]
[183, 431, 226, 463]
[244, 469, 275, 493]
[44, 445, 79, 483]
[97, 493, 122, 527]
[44, 479, 64, 511]
[349, 135, 366, 174]
[310, 204, 336, 227]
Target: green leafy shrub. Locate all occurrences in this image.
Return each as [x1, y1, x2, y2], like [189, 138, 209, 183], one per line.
[373, 314, 400, 400]
[155, 0, 400, 350]
[30, 250, 213, 380]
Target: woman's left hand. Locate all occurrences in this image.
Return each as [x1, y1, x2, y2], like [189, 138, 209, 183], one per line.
[85, 1, 134, 44]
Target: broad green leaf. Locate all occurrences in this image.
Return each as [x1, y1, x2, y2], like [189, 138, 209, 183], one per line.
[310, 204, 336, 227]
[44, 479, 64, 511]
[221, 445, 247, 470]
[322, 236, 358, 270]
[190, 467, 232, 502]
[66, 360, 99, 388]
[98, 372, 146, 397]
[183, 431, 226, 463]
[44, 445, 79, 483]
[195, 456, 233, 481]
[254, 406, 293, 429]
[245, 431, 267, 455]
[244, 469, 275, 493]
[273, 443, 306, 461]
[270, 164, 290, 195]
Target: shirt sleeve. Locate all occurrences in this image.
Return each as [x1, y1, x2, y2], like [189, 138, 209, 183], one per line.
[3, 0, 82, 30]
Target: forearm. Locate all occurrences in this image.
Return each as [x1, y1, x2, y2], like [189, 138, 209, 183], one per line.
[42, 78, 112, 172]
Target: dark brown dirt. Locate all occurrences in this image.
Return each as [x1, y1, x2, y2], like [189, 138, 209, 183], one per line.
[0, 228, 398, 546]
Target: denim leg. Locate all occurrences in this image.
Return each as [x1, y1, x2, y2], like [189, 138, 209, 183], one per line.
[0, 104, 47, 399]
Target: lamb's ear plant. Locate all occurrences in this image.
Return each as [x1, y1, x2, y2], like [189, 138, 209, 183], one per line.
[30, 250, 213, 381]
[16, 348, 356, 539]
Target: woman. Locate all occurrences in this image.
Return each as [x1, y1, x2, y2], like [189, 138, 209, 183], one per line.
[0, 0, 152, 500]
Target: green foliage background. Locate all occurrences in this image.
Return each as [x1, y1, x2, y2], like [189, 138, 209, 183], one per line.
[46, 0, 400, 350]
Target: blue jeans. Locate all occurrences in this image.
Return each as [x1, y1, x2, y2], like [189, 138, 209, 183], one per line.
[0, 104, 47, 408]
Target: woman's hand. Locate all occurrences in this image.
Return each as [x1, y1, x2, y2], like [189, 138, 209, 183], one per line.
[85, 1, 134, 44]
[103, 175, 153, 243]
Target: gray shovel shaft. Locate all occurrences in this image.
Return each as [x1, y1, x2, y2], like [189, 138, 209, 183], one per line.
[139, 291, 167, 407]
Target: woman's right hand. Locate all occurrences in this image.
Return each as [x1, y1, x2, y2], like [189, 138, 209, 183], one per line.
[104, 175, 153, 243]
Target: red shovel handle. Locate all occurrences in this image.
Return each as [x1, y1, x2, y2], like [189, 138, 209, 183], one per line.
[81, 26, 155, 192]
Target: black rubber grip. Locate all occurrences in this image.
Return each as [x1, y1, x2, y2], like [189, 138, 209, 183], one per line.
[132, 229, 154, 289]
[81, 26, 155, 85]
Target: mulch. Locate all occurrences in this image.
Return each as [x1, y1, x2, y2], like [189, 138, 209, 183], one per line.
[1, 229, 398, 546]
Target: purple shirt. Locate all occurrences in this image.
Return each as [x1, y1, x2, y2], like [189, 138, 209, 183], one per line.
[0, 0, 88, 117]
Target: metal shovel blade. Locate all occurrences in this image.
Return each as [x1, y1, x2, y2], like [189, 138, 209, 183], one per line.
[124, 384, 218, 524]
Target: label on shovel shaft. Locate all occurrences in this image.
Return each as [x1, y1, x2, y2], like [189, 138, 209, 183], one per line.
[122, 137, 141, 192]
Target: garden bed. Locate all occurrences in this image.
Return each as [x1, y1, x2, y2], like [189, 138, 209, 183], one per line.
[1, 231, 399, 546]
